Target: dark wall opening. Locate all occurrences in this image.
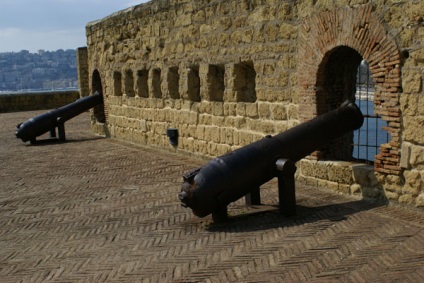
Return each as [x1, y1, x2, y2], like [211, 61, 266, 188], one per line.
[187, 65, 201, 102]
[316, 47, 362, 160]
[92, 70, 106, 123]
[234, 61, 256, 103]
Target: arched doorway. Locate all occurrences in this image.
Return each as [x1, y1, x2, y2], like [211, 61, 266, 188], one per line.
[298, 5, 402, 174]
[316, 46, 390, 163]
[315, 47, 362, 161]
[92, 70, 106, 123]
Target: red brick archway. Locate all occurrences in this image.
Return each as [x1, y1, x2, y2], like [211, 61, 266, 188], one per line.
[297, 5, 402, 174]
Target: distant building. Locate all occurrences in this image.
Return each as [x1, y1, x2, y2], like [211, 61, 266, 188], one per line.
[0, 49, 78, 92]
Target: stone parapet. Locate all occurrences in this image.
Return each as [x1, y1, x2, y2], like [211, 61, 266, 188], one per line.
[0, 90, 80, 113]
[84, 0, 424, 208]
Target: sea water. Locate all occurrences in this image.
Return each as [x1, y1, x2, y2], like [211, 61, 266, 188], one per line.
[353, 100, 389, 161]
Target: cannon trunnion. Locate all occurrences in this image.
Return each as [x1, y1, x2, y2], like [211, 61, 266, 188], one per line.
[179, 101, 364, 222]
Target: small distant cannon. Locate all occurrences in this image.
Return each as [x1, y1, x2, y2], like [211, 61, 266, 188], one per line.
[16, 92, 103, 144]
[179, 100, 364, 222]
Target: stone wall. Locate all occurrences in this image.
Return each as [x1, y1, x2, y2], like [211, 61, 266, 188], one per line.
[84, 0, 424, 208]
[0, 90, 80, 113]
[77, 47, 89, 97]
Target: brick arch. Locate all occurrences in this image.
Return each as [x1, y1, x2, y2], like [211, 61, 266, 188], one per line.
[297, 5, 402, 174]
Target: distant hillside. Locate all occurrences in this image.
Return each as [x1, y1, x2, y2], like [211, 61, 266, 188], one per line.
[0, 49, 78, 92]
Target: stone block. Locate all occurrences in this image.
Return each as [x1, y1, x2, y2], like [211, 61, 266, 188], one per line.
[410, 145, 424, 170]
[195, 125, 205, 140]
[400, 93, 419, 116]
[270, 104, 287, 120]
[236, 102, 246, 116]
[402, 70, 422, 94]
[233, 16, 247, 28]
[224, 103, 237, 116]
[314, 162, 329, 180]
[247, 119, 274, 134]
[224, 116, 246, 129]
[211, 102, 224, 116]
[238, 131, 254, 146]
[210, 126, 221, 143]
[399, 28, 415, 48]
[418, 96, 424, 116]
[266, 23, 280, 42]
[384, 190, 399, 201]
[262, 62, 275, 76]
[183, 137, 194, 152]
[403, 170, 423, 195]
[277, 3, 292, 20]
[189, 112, 198, 125]
[258, 102, 271, 119]
[219, 128, 231, 146]
[416, 193, 424, 207]
[211, 116, 225, 127]
[279, 23, 298, 40]
[245, 103, 258, 118]
[219, 17, 232, 31]
[298, 159, 316, 178]
[299, 175, 319, 187]
[399, 194, 414, 205]
[403, 116, 424, 144]
[273, 121, 289, 133]
[216, 144, 231, 156]
[232, 130, 240, 146]
[326, 161, 354, 184]
[400, 141, 412, 169]
[248, 6, 273, 23]
[255, 88, 269, 101]
[199, 114, 212, 125]
[411, 49, 424, 66]
[208, 142, 219, 156]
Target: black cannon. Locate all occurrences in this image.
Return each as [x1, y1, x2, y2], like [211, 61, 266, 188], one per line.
[16, 92, 103, 144]
[179, 100, 364, 222]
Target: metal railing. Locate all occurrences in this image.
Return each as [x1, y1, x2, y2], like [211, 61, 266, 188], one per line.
[352, 60, 390, 164]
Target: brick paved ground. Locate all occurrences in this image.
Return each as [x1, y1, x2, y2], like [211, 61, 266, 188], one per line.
[1, 110, 423, 282]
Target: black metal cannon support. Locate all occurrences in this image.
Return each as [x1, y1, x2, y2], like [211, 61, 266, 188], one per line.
[44, 117, 66, 144]
[16, 92, 103, 144]
[211, 158, 297, 222]
[275, 159, 297, 217]
[179, 100, 364, 222]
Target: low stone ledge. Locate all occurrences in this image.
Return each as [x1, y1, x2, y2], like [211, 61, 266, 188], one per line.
[0, 90, 80, 113]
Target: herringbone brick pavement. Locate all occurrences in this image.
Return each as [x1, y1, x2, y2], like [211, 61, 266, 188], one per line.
[0, 110, 423, 282]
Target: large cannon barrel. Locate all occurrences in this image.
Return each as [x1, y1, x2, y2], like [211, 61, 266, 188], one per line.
[16, 92, 103, 142]
[179, 100, 364, 218]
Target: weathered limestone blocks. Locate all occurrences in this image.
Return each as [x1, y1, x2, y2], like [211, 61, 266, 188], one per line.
[401, 142, 424, 170]
[402, 70, 422, 94]
[298, 160, 387, 199]
[84, 0, 424, 209]
[403, 117, 424, 145]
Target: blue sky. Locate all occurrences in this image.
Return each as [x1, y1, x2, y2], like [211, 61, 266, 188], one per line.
[0, 0, 148, 53]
